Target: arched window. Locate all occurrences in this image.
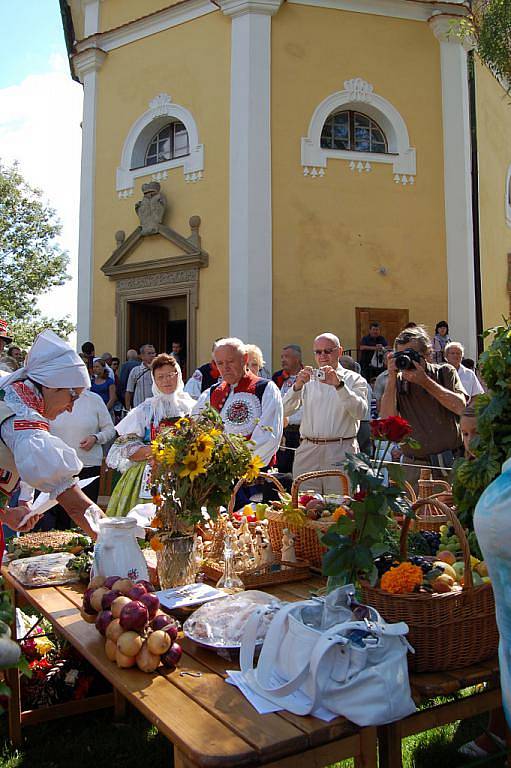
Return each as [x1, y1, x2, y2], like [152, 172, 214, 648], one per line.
[320, 111, 387, 153]
[144, 121, 189, 166]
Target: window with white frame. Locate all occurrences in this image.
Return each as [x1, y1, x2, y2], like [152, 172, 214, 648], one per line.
[143, 121, 190, 167]
[320, 110, 387, 154]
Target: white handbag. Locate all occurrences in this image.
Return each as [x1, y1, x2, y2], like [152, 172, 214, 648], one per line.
[239, 585, 416, 726]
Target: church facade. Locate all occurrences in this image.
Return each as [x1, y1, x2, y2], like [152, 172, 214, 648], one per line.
[61, 0, 511, 368]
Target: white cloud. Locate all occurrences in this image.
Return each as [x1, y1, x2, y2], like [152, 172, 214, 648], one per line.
[0, 53, 83, 336]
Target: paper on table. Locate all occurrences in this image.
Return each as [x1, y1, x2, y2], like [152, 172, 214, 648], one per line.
[156, 582, 227, 611]
[18, 476, 99, 528]
[225, 670, 339, 722]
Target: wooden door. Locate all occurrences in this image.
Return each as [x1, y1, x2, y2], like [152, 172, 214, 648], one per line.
[128, 302, 168, 353]
[356, 307, 410, 354]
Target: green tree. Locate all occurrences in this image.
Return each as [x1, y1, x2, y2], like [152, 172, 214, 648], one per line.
[0, 160, 74, 348]
[466, 1, 511, 86]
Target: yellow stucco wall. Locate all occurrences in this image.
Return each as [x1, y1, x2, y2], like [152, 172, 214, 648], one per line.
[271, 5, 447, 364]
[475, 58, 511, 332]
[100, 1, 177, 33]
[91, 10, 230, 363]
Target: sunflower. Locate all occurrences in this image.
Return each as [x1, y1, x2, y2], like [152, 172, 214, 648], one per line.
[179, 452, 208, 481]
[244, 454, 265, 482]
[162, 445, 176, 466]
[174, 417, 190, 430]
[191, 434, 214, 459]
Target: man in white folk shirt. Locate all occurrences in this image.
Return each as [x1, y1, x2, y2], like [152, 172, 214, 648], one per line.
[283, 332, 368, 494]
[192, 338, 283, 471]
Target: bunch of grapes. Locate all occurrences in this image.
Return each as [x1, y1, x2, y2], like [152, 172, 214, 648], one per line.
[374, 553, 398, 577]
[419, 530, 441, 556]
[440, 525, 461, 554]
[407, 555, 433, 574]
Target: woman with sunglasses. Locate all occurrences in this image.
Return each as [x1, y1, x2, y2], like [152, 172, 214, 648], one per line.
[0, 330, 103, 553]
[106, 353, 195, 516]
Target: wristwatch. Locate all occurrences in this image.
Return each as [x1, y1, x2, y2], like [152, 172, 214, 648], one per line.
[335, 376, 345, 390]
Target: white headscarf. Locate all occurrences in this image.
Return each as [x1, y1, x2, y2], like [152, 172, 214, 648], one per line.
[150, 359, 195, 425]
[1, 330, 90, 390]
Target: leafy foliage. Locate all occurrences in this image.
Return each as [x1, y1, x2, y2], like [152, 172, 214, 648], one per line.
[471, 0, 511, 88]
[0, 160, 74, 346]
[452, 320, 511, 527]
[321, 447, 413, 588]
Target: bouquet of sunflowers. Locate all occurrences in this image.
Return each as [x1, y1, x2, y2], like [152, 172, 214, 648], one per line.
[150, 407, 263, 542]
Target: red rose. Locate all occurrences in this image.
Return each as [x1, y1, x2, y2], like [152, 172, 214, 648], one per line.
[370, 420, 387, 440]
[370, 417, 412, 443]
[383, 416, 412, 443]
[353, 489, 368, 502]
[299, 494, 316, 506]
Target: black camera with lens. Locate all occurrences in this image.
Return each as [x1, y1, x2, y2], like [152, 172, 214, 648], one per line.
[392, 348, 422, 371]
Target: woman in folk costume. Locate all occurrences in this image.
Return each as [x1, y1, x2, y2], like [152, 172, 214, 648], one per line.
[106, 354, 194, 516]
[0, 330, 100, 553]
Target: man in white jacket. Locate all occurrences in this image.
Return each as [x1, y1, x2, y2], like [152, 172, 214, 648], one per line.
[283, 332, 368, 493]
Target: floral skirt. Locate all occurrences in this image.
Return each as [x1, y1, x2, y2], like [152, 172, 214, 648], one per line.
[106, 462, 148, 517]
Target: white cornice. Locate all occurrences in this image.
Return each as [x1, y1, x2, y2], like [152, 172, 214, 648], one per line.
[75, 0, 216, 53]
[287, 0, 469, 22]
[429, 12, 474, 49]
[218, 0, 283, 17]
[73, 46, 107, 82]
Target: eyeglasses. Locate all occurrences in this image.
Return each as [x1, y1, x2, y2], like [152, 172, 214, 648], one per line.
[314, 348, 338, 355]
[157, 372, 178, 380]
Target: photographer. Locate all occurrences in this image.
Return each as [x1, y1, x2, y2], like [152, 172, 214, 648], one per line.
[380, 326, 466, 484]
[282, 333, 368, 493]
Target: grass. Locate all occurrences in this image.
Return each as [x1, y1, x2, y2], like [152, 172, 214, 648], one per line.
[0, 698, 507, 768]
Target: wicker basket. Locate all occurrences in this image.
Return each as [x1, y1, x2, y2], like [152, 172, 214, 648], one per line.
[266, 470, 350, 568]
[202, 473, 312, 587]
[201, 554, 310, 588]
[361, 498, 498, 672]
[411, 469, 453, 531]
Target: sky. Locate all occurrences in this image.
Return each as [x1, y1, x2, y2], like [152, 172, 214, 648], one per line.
[0, 0, 82, 338]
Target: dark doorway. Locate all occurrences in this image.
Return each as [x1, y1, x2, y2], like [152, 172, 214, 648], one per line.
[128, 296, 187, 360]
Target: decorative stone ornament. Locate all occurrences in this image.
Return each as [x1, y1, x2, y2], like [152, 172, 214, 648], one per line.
[135, 182, 167, 234]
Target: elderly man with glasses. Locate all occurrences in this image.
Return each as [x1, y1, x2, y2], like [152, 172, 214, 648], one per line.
[380, 325, 466, 485]
[282, 332, 368, 494]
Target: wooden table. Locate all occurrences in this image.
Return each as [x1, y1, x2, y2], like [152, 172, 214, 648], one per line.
[2, 570, 377, 768]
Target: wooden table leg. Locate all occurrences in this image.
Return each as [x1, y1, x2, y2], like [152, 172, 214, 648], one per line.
[354, 726, 378, 768]
[378, 722, 403, 768]
[113, 688, 126, 721]
[173, 748, 196, 768]
[5, 583, 22, 746]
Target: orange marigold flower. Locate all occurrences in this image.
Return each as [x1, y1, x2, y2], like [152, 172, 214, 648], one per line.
[380, 562, 423, 594]
[150, 536, 164, 552]
[332, 506, 349, 521]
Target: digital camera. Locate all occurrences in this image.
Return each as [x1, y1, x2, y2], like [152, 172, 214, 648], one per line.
[312, 369, 326, 381]
[392, 348, 422, 371]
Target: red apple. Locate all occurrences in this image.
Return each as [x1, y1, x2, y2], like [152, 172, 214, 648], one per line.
[161, 642, 182, 669]
[127, 584, 147, 601]
[139, 593, 159, 620]
[96, 610, 113, 636]
[104, 575, 122, 589]
[119, 601, 149, 632]
[101, 590, 121, 611]
[136, 579, 155, 593]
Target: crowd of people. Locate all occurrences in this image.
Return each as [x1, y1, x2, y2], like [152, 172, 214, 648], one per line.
[0, 317, 486, 533]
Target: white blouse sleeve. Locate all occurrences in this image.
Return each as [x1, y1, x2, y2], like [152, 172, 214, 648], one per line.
[251, 381, 283, 466]
[192, 388, 211, 417]
[1, 420, 82, 498]
[107, 402, 149, 471]
[184, 369, 203, 400]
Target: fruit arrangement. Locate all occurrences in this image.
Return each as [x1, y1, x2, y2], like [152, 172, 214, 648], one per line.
[80, 576, 182, 673]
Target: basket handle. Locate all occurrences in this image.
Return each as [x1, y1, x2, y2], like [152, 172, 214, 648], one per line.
[291, 470, 350, 506]
[418, 478, 452, 496]
[400, 498, 473, 590]
[227, 472, 287, 516]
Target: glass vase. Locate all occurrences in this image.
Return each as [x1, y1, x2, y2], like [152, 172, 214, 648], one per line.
[157, 534, 197, 589]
